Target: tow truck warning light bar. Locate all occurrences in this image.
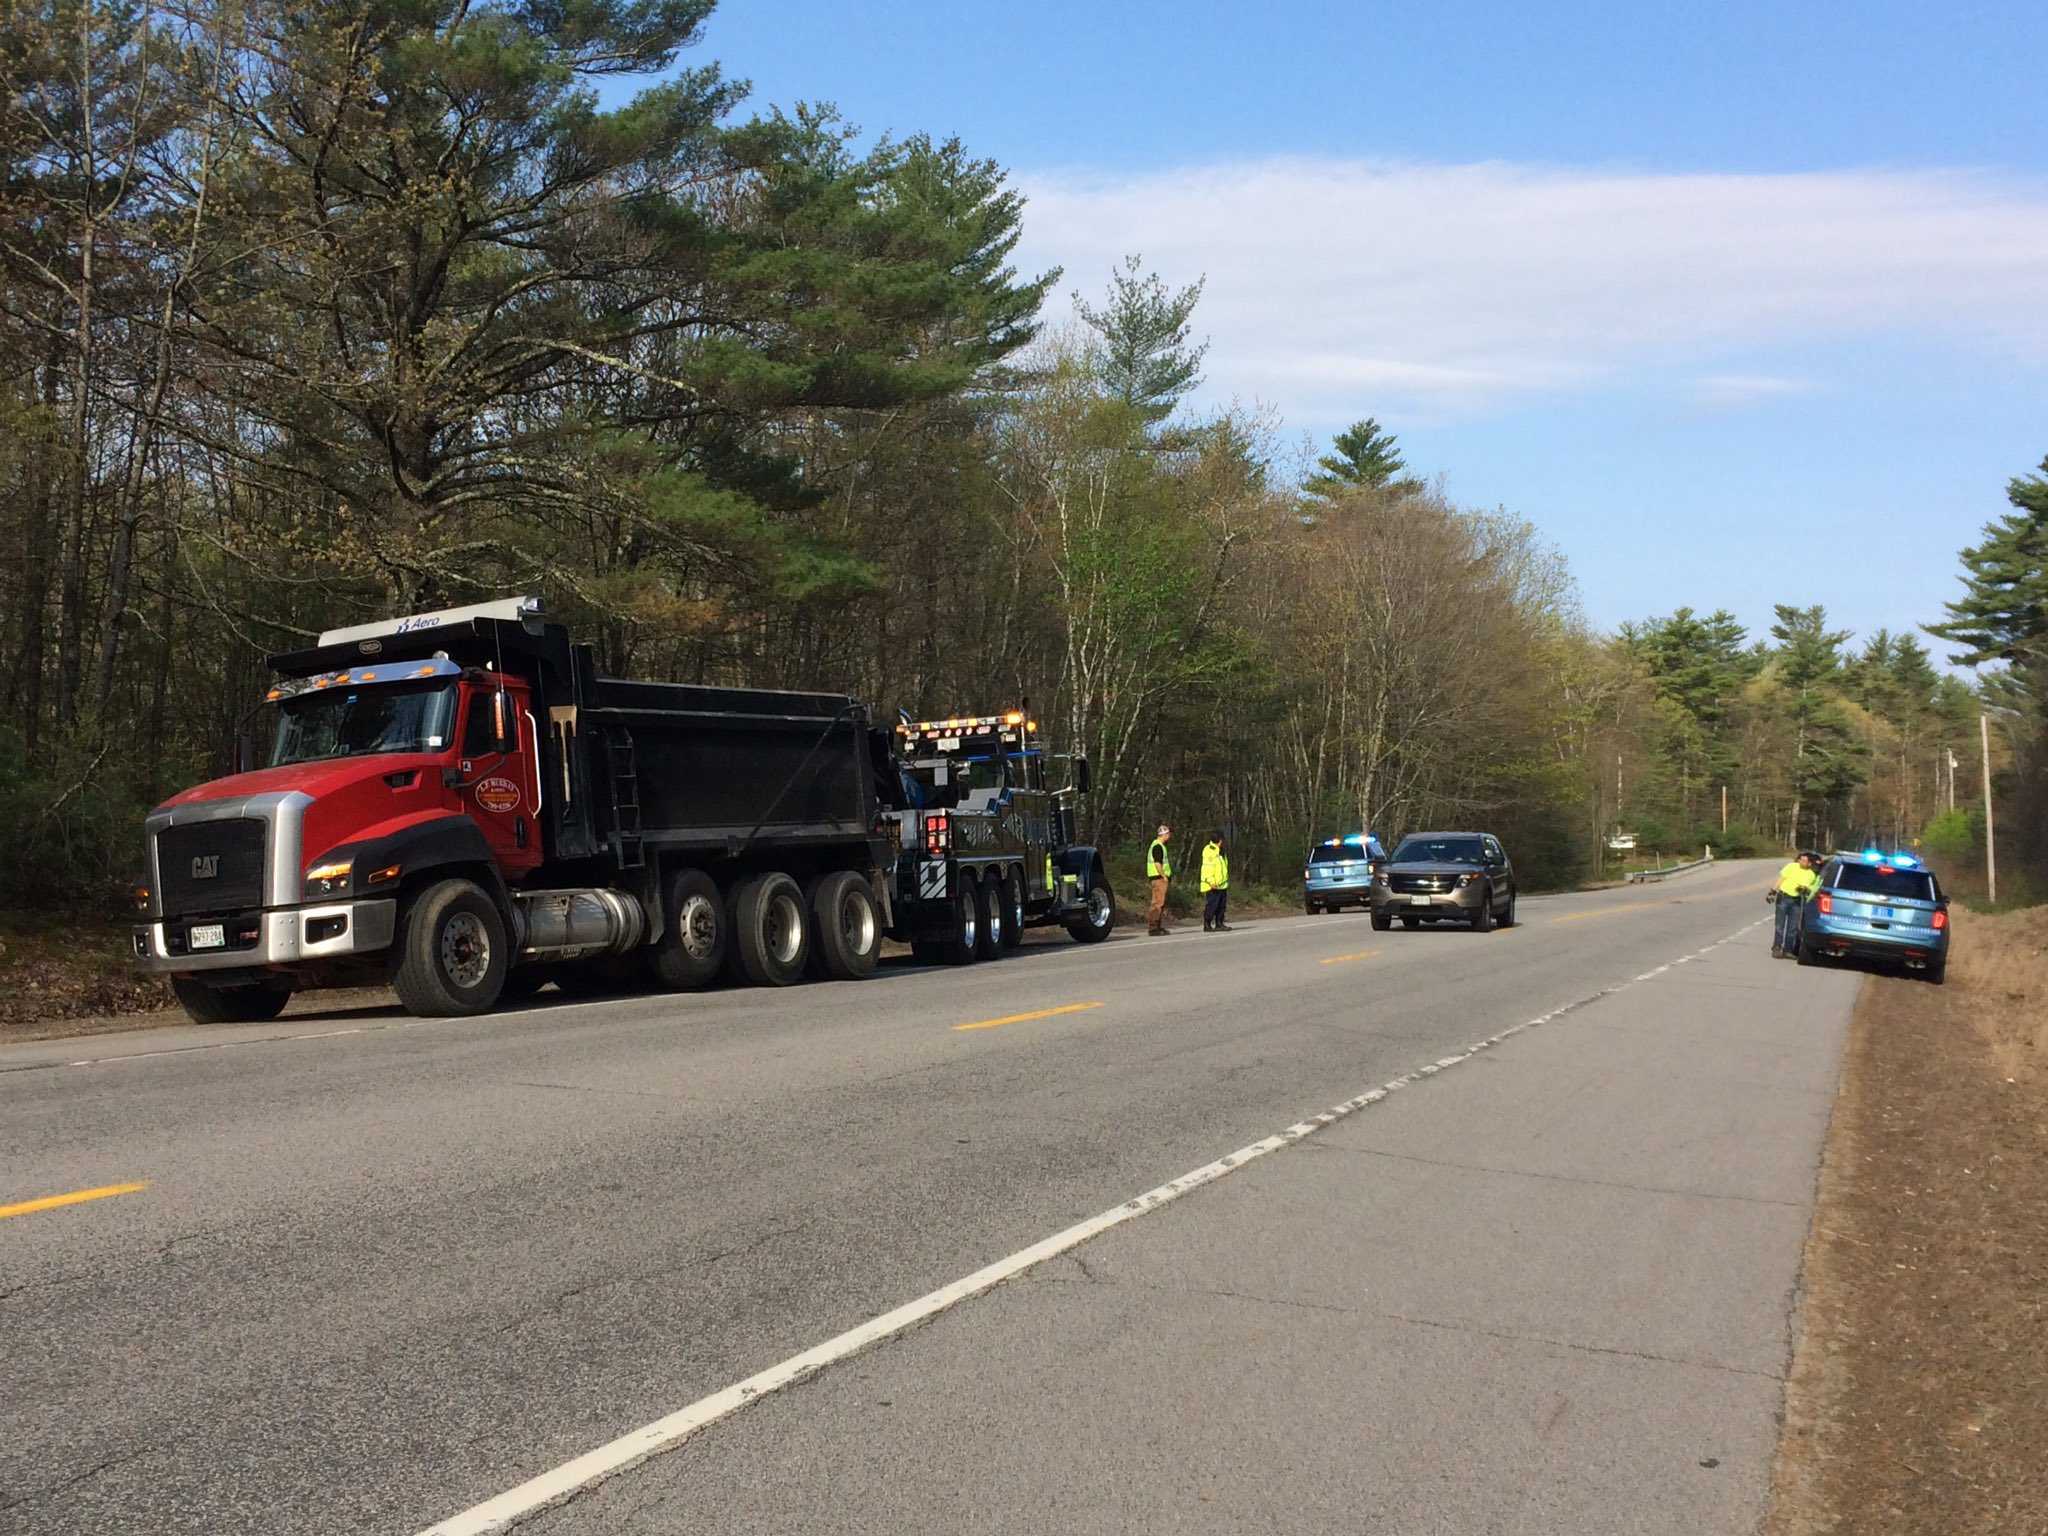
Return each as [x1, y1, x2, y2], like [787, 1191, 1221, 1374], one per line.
[898, 712, 1039, 744]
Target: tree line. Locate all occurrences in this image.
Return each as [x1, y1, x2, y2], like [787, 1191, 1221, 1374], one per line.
[1, 0, 2036, 915]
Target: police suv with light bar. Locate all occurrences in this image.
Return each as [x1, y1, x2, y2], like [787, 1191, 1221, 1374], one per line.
[1797, 848, 1950, 983]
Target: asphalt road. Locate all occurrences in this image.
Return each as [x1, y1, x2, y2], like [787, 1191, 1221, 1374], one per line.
[0, 860, 1857, 1534]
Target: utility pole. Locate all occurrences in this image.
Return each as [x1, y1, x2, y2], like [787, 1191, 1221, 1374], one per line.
[1946, 747, 1957, 812]
[1720, 784, 1727, 836]
[1980, 714, 1996, 904]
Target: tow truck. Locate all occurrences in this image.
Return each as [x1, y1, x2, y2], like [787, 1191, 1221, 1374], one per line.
[134, 597, 903, 1021]
[883, 712, 1115, 962]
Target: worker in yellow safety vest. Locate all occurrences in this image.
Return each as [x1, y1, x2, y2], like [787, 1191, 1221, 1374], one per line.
[1770, 851, 1819, 958]
[1146, 824, 1173, 936]
[1200, 834, 1232, 933]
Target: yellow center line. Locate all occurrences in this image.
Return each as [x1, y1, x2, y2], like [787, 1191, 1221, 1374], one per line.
[1320, 948, 1380, 966]
[0, 1181, 149, 1221]
[954, 1002, 1104, 1033]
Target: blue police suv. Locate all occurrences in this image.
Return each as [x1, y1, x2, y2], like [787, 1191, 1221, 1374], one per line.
[1304, 833, 1385, 914]
[1797, 849, 1950, 983]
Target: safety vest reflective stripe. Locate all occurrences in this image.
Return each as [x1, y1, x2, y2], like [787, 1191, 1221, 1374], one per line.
[1147, 841, 1171, 878]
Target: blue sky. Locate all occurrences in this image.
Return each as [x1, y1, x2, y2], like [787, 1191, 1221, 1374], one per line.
[662, 0, 2048, 653]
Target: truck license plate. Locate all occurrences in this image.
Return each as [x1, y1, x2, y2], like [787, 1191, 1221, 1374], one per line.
[189, 923, 226, 950]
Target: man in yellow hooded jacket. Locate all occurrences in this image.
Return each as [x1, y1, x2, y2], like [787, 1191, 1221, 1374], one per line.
[1200, 834, 1232, 932]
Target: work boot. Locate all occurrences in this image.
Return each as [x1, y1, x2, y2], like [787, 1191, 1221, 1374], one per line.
[1215, 923, 1233, 932]
[1770, 945, 1783, 958]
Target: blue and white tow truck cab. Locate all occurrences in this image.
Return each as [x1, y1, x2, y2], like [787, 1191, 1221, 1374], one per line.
[1304, 832, 1386, 915]
[1798, 848, 1950, 984]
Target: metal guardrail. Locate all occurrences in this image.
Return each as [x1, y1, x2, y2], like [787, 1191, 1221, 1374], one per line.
[1626, 850, 1716, 884]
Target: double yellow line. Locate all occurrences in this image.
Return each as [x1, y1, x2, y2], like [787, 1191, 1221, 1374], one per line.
[0, 1181, 148, 1222]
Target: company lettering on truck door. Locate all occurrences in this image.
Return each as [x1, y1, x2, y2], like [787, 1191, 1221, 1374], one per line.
[459, 681, 542, 877]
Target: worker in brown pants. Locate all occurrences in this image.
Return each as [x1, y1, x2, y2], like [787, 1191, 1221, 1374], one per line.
[1146, 824, 1173, 935]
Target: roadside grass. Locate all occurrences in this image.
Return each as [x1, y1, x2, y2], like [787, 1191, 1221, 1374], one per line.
[1769, 899, 2047, 1534]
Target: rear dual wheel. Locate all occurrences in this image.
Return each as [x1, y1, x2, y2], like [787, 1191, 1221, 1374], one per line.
[731, 871, 810, 987]
[807, 870, 881, 982]
[653, 869, 728, 990]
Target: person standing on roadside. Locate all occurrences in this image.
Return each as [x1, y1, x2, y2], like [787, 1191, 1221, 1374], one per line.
[1146, 824, 1174, 936]
[1770, 851, 1818, 957]
[1200, 833, 1232, 932]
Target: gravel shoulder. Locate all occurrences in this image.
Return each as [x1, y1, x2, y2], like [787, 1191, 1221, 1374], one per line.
[1768, 904, 2048, 1534]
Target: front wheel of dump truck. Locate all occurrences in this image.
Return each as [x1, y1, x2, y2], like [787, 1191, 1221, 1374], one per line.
[807, 870, 879, 981]
[732, 871, 810, 986]
[392, 877, 510, 1016]
[653, 868, 728, 990]
[170, 976, 292, 1025]
[1066, 877, 1115, 944]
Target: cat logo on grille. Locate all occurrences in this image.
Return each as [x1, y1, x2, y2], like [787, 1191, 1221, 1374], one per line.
[191, 855, 220, 880]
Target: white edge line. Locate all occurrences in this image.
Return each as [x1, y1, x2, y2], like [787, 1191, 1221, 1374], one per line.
[414, 913, 1769, 1536]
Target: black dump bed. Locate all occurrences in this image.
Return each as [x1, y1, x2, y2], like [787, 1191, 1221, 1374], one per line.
[581, 675, 878, 845]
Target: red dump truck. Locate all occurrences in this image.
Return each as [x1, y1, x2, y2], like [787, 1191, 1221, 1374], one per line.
[134, 598, 910, 1022]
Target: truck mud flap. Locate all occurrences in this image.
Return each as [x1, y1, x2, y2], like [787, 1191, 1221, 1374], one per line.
[916, 860, 948, 900]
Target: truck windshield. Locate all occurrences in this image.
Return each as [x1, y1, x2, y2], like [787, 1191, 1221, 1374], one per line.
[270, 683, 457, 766]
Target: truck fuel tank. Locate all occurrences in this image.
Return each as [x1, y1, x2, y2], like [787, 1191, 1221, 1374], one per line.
[515, 888, 645, 961]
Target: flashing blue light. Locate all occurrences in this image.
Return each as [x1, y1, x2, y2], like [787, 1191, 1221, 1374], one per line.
[1344, 833, 1369, 845]
[1891, 852, 1918, 868]
[1861, 847, 1885, 862]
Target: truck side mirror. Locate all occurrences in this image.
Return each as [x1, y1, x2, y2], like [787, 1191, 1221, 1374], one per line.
[492, 687, 514, 756]
[1074, 756, 1091, 795]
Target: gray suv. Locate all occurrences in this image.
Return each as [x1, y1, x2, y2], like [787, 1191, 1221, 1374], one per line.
[1370, 831, 1516, 932]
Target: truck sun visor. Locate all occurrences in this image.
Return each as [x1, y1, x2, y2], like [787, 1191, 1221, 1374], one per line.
[265, 656, 464, 701]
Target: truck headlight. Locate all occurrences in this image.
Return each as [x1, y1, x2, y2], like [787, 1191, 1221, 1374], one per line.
[305, 859, 353, 897]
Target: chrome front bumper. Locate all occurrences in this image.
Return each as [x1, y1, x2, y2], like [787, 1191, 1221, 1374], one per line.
[133, 899, 398, 975]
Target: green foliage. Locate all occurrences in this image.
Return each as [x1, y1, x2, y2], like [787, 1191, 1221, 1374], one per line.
[1071, 254, 1208, 425]
[1921, 807, 1981, 864]
[1303, 418, 1407, 498]
[1926, 456, 2048, 670]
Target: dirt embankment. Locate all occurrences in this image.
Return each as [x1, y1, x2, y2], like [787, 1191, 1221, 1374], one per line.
[1770, 905, 2048, 1534]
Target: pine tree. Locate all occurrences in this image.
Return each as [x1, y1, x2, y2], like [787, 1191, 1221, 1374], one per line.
[1071, 254, 1208, 426]
[1304, 417, 1407, 499]
[1926, 456, 2048, 673]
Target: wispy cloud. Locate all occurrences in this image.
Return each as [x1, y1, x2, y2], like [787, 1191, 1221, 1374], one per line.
[1690, 373, 1816, 408]
[1014, 159, 2048, 420]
